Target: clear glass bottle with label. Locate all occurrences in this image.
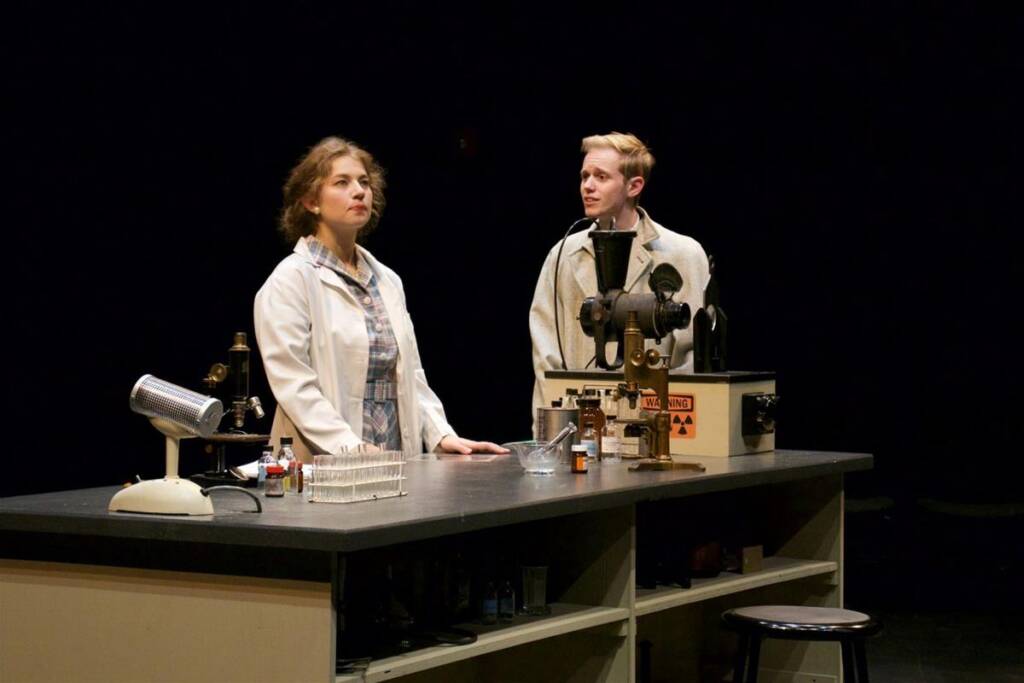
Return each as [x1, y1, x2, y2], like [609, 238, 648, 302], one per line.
[257, 446, 276, 489]
[621, 423, 643, 459]
[601, 390, 621, 463]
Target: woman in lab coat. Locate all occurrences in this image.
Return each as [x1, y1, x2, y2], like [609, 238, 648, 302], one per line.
[254, 137, 506, 461]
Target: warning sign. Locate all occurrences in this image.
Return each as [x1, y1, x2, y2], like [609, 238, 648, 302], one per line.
[640, 392, 696, 439]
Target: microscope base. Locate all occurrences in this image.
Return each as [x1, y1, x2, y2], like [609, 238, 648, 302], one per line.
[630, 458, 705, 472]
[108, 477, 215, 516]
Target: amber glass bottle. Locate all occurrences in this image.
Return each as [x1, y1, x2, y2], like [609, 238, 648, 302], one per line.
[577, 396, 605, 459]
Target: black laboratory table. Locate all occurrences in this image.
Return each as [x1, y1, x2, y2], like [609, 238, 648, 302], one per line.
[0, 449, 871, 683]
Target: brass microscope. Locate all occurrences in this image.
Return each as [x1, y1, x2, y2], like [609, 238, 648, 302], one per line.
[189, 331, 269, 487]
[579, 229, 704, 472]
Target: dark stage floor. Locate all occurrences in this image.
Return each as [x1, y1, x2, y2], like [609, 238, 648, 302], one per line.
[845, 495, 1023, 682]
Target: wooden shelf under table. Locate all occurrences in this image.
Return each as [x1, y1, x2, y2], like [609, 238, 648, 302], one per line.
[634, 556, 839, 617]
[336, 603, 631, 682]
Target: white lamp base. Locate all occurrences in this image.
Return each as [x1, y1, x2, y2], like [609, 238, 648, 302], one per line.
[108, 477, 214, 516]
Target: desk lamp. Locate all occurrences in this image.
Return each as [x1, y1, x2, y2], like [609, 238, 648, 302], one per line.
[109, 374, 224, 515]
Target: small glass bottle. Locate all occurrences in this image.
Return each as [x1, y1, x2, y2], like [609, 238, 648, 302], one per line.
[602, 388, 617, 420]
[577, 396, 604, 459]
[257, 446, 276, 489]
[621, 423, 643, 459]
[571, 444, 589, 473]
[580, 423, 598, 460]
[277, 437, 296, 492]
[481, 581, 498, 624]
[601, 422, 621, 463]
[454, 552, 472, 621]
[600, 389, 620, 463]
[602, 407, 621, 465]
[264, 464, 285, 497]
[292, 455, 303, 494]
[498, 580, 515, 621]
[564, 388, 579, 408]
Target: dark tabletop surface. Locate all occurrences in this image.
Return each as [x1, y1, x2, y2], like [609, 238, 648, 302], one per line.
[0, 450, 870, 553]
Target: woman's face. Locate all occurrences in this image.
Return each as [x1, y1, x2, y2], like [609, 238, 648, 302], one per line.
[314, 155, 372, 236]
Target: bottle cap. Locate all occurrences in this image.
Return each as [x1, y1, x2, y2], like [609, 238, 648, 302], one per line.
[281, 437, 293, 445]
[571, 445, 587, 452]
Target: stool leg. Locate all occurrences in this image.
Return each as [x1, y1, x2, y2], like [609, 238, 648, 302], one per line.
[745, 635, 761, 683]
[636, 639, 652, 683]
[841, 640, 857, 683]
[732, 632, 749, 683]
[853, 639, 870, 683]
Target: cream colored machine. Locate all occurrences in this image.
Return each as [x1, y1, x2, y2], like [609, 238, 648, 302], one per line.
[541, 369, 777, 458]
[546, 224, 779, 462]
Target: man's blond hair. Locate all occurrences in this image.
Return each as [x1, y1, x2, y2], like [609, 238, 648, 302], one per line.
[581, 131, 656, 183]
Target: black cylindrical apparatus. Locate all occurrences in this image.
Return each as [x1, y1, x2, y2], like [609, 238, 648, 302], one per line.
[580, 230, 691, 370]
[580, 293, 690, 343]
[229, 332, 250, 405]
[591, 229, 636, 294]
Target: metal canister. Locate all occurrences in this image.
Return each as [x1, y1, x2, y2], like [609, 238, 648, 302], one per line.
[535, 406, 578, 465]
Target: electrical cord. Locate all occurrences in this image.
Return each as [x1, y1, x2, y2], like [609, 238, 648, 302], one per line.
[554, 217, 596, 370]
[200, 485, 263, 513]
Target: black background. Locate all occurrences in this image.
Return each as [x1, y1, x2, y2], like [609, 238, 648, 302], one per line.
[6, 4, 1019, 514]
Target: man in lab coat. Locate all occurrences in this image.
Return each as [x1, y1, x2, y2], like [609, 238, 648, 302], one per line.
[529, 132, 711, 419]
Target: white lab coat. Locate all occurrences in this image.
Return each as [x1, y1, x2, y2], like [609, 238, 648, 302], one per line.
[254, 238, 456, 461]
[529, 209, 710, 417]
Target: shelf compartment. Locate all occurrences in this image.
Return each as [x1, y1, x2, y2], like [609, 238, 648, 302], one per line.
[336, 603, 630, 682]
[635, 556, 838, 617]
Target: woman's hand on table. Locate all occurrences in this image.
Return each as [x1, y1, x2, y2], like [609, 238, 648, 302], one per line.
[438, 436, 509, 455]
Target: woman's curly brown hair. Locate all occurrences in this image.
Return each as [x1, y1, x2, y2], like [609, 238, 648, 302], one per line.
[279, 137, 387, 243]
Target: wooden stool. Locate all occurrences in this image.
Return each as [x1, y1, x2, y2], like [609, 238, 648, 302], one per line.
[722, 605, 881, 682]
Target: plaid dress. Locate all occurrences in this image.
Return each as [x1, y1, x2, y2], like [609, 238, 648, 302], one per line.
[306, 237, 402, 451]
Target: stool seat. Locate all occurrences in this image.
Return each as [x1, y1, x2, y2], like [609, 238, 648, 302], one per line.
[722, 605, 881, 682]
[724, 605, 881, 639]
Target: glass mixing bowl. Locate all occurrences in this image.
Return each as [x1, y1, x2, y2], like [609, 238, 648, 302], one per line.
[502, 440, 564, 475]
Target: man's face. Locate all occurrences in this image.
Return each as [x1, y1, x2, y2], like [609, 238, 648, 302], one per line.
[580, 147, 630, 220]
